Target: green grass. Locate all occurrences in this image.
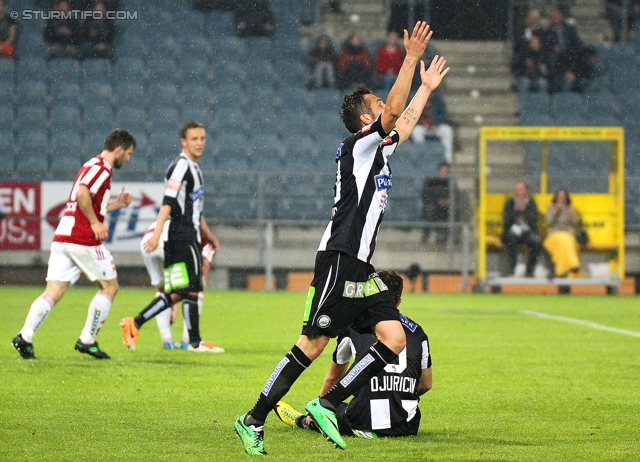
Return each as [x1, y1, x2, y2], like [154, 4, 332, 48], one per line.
[1, 287, 639, 461]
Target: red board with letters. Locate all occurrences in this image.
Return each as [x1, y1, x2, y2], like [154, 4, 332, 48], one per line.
[0, 182, 41, 250]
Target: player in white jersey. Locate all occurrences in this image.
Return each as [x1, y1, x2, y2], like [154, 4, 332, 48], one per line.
[235, 22, 449, 455]
[140, 220, 223, 351]
[12, 129, 136, 360]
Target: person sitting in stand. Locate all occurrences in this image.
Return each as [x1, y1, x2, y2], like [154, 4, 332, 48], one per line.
[81, 1, 115, 60]
[307, 35, 338, 89]
[43, 0, 82, 60]
[234, 0, 275, 38]
[501, 181, 542, 277]
[410, 90, 454, 163]
[543, 188, 583, 278]
[375, 31, 404, 92]
[0, 0, 17, 59]
[336, 32, 372, 90]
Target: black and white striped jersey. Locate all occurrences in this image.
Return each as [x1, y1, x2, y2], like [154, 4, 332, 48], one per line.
[162, 153, 204, 242]
[318, 117, 400, 263]
[334, 315, 431, 437]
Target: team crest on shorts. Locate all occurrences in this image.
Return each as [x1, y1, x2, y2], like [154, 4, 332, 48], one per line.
[317, 315, 331, 328]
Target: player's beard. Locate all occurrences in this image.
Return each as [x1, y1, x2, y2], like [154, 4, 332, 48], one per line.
[113, 157, 123, 169]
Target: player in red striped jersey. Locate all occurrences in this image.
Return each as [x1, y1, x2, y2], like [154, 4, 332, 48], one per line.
[12, 129, 136, 360]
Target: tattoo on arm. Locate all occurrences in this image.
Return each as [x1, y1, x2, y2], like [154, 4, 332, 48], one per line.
[402, 108, 418, 125]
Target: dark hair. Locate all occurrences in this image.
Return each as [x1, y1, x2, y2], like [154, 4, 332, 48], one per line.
[340, 86, 373, 133]
[103, 129, 136, 151]
[552, 188, 571, 204]
[180, 121, 205, 140]
[377, 270, 403, 306]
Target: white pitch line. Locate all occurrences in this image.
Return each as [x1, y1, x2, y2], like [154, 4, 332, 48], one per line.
[520, 310, 640, 338]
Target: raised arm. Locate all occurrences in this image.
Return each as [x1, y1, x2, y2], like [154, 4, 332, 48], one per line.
[394, 55, 450, 144]
[380, 22, 432, 134]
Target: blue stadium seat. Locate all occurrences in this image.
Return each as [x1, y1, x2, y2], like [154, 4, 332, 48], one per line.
[212, 83, 247, 109]
[16, 58, 47, 83]
[115, 57, 146, 82]
[180, 83, 213, 108]
[16, 106, 47, 131]
[248, 108, 280, 135]
[212, 196, 258, 220]
[518, 91, 551, 118]
[0, 130, 15, 176]
[147, 106, 180, 132]
[214, 133, 250, 169]
[83, 130, 106, 155]
[520, 113, 554, 126]
[16, 81, 47, 106]
[553, 113, 586, 126]
[118, 151, 150, 181]
[147, 83, 179, 108]
[49, 82, 81, 107]
[180, 106, 211, 126]
[114, 81, 146, 107]
[149, 133, 181, 173]
[281, 175, 322, 197]
[178, 34, 212, 61]
[16, 30, 47, 58]
[49, 131, 83, 173]
[212, 59, 247, 85]
[174, 10, 206, 35]
[81, 60, 113, 85]
[205, 12, 237, 38]
[48, 59, 81, 85]
[550, 92, 585, 119]
[245, 37, 274, 60]
[16, 129, 48, 165]
[179, 59, 212, 85]
[214, 107, 248, 135]
[83, 82, 113, 108]
[248, 135, 284, 171]
[83, 105, 114, 133]
[215, 173, 260, 197]
[0, 105, 13, 131]
[0, 59, 14, 84]
[245, 87, 280, 110]
[115, 106, 147, 135]
[50, 106, 81, 132]
[210, 36, 246, 58]
[282, 135, 318, 162]
[146, 57, 178, 84]
[584, 90, 618, 117]
[279, 87, 311, 113]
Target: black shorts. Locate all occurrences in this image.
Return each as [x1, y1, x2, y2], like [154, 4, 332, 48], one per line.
[164, 239, 203, 295]
[301, 251, 399, 338]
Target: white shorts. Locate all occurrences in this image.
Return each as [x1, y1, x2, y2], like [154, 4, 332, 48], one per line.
[46, 241, 117, 283]
[141, 231, 165, 287]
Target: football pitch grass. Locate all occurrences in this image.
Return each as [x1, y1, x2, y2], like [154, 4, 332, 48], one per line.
[1, 287, 639, 461]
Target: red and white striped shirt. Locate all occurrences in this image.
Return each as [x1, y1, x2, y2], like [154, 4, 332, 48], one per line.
[53, 155, 112, 246]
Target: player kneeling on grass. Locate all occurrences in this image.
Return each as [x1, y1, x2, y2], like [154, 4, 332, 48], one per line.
[274, 270, 432, 438]
[140, 220, 223, 351]
[12, 129, 136, 360]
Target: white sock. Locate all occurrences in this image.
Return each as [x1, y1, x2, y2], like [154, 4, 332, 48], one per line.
[21, 294, 55, 342]
[183, 293, 204, 343]
[156, 305, 174, 344]
[80, 292, 112, 344]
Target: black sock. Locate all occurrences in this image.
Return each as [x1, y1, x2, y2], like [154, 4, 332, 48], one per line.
[182, 294, 200, 346]
[322, 341, 397, 408]
[134, 293, 171, 328]
[249, 345, 312, 423]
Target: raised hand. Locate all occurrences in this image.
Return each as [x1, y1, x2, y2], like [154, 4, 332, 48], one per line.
[403, 21, 433, 61]
[420, 55, 450, 92]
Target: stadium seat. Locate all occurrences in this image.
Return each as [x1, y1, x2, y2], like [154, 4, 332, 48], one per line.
[210, 36, 246, 58]
[0, 130, 15, 176]
[48, 59, 81, 85]
[83, 105, 114, 133]
[147, 83, 179, 108]
[0, 105, 13, 131]
[147, 106, 180, 132]
[16, 58, 47, 83]
[81, 60, 113, 85]
[50, 106, 81, 132]
[146, 57, 179, 84]
[16, 106, 47, 131]
[114, 81, 146, 107]
[15, 130, 49, 176]
[518, 91, 551, 118]
[212, 59, 247, 85]
[179, 59, 212, 85]
[214, 107, 248, 135]
[16, 81, 47, 106]
[212, 83, 247, 110]
[212, 196, 258, 221]
[247, 108, 280, 135]
[205, 12, 237, 38]
[550, 92, 585, 119]
[16, 30, 47, 58]
[49, 82, 81, 107]
[180, 106, 211, 126]
[149, 133, 181, 173]
[178, 34, 212, 61]
[213, 133, 250, 168]
[180, 83, 213, 108]
[279, 87, 311, 113]
[115, 58, 146, 83]
[83, 130, 106, 155]
[115, 106, 147, 135]
[248, 135, 284, 171]
[245, 37, 274, 60]
[215, 172, 260, 197]
[0, 59, 14, 84]
[83, 82, 113, 108]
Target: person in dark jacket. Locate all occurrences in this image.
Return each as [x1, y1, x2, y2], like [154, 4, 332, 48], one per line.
[501, 181, 542, 277]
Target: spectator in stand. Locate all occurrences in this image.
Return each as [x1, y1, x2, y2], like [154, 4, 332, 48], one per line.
[544, 7, 584, 93]
[307, 35, 337, 89]
[544, 188, 583, 278]
[337, 32, 372, 90]
[44, 0, 81, 60]
[513, 34, 549, 92]
[81, 1, 115, 60]
[0, 0, 17, 59]
[512, 9, 546, 91]
[514, 9, 544, 57]
[375, 31, 404, 91]
[501, 181, 542, 277]
[605, 0, 640, 42]
[421, 161, 454, 244]
[410, 90, 454, 163]
[234, 0, 275, 38]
